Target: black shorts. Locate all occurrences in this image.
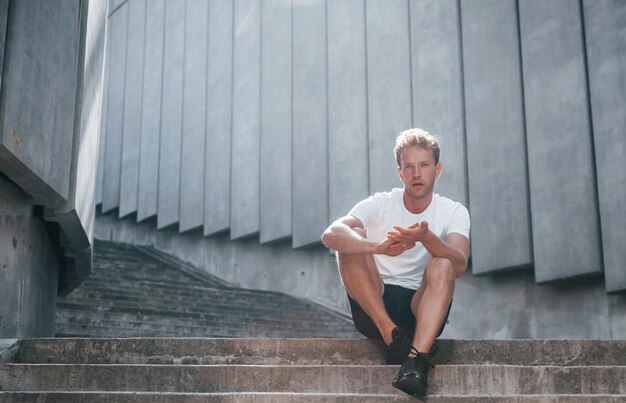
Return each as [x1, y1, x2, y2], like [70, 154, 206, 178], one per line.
[347, 283, 451, 340]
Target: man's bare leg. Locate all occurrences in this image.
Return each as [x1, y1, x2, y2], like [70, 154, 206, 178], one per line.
[410, 257, 455, 354]
[337, 240, 397, 345]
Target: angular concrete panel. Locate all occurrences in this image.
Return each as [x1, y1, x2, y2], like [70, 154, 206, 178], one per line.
[0, 0, 81, 207]
[260, 0, 292, 243]
[365, 0, 413, 193]
[327, 0, 369, 222]
[137, 0, 165, 222]
[583, 0, 626, 293]
[292, 0, 328, 248]
[157, 0, 185, 229]
[119, 0, 146, 218]
[179, 0, 208, 233]
[72, 0, 109, 243]
[0, 0, 7, 92]
[519, 0, 602, 282]
[230, 0, 261, 239]
[410, 0, 467, 207]
[461, 0, 532, 273]
[101, 4, 129, 213]
[95, 22, 111, 207]
[204, 0, 233, 236]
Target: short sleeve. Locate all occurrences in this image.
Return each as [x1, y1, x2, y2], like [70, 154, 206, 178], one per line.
[447, 203, 470, 240]
[348, 194, 382, 229]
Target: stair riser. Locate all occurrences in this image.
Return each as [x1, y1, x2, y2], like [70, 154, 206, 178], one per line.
[15, 339, 626, 366]
[1, 392, 625, 403]
[1, 365, 624, 395]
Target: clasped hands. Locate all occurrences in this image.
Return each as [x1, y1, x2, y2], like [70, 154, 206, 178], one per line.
[375, 221, 429, 257]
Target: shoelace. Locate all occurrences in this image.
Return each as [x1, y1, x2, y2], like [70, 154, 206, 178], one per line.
[410, 346, 435, 369]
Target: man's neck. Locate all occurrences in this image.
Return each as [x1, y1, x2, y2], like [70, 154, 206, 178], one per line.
[402, 188, 433, 214]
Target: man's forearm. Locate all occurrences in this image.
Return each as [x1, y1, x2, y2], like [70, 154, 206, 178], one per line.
[321, 224, 378, 254]
[420, 231, 467, 276]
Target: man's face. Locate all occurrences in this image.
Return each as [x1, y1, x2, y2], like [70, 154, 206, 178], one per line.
[397, 146, 442, 201]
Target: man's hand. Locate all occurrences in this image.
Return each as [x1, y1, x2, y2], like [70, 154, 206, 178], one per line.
[387, 221, 429, 243]
[375, 237, 416, 257]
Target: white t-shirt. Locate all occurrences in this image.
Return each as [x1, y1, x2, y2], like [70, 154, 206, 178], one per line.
[348, 187, 470, 290]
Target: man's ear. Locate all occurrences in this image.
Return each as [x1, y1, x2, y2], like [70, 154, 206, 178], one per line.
[436, 163, 443, 178]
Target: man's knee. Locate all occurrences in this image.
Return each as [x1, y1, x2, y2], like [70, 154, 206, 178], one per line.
[424, 257, 455, 288]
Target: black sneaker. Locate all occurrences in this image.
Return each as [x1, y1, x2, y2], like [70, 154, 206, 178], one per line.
[391, 348, 434, 397]
[385, 327, 412, 365]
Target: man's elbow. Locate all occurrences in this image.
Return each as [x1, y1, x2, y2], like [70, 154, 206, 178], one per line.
[321, 228, 333, 248]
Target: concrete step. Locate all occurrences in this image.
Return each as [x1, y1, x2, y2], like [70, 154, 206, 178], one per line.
[1, 363, 624, 395]
[58, 291, 334, 317]
[1, 392, 625, 402]
[55, 310, 353, 336]
[14, 338, 626, 366]
[56, 298, 340, 323]
[53, 319, 355, 339]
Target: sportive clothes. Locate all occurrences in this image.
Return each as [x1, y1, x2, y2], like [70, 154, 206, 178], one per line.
[347, 284, 452, 339]
[348, 188, 470, 289]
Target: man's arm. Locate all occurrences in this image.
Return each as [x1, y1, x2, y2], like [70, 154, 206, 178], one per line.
[387, 222, 469, 277]
[321, 215, 416, 256]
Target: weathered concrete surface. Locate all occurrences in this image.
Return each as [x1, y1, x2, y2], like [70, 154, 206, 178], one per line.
[137, 0, 165, 222]
[260, 0, 292, 244]
[101, 3, 128, 213]
[292, 0, 328, 248]
[119, 0, 145, 218]
[519, 0, 602, 282]
[410, 0, 466, 207]
[1, 393, 625, 403]
[14, 338, 626, 366]
[230, 0, 261, 240]
[366, 0, 413, 193]
[179, 0, 208, 233]
[0, 0, 80, 207]
[461, 0, 533, 274]
[0, 363, 624, 394]
[0, 0, 8, 92]
[583, 0, 626, 293]
[157, 0, 185, 229]
[71, 0, 108, 246]
[204, 0, 233, 236]
[0, 177, 59, 338]
[327, 0, 369, 222]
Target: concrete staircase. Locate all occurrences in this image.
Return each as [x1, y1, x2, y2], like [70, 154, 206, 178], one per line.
[1, 338, 625, 401]
[55, 240, 360, 338]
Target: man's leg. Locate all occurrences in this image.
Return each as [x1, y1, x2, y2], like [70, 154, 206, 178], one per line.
[337, 243, 396, 345]
[410, 257, 455, 354]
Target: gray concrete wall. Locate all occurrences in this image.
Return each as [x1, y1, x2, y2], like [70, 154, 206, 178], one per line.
[97, 0, 626, 303]
[519, 0, 603, 283]
[260, 0, 292, 244]
[327, 0, 369, 223]
[461, 0, 532, 274]
[0, 0, 107, 296]
[0, 177, 59, 339]
[203, 0, 233, 236]
[292, 0, 328, 248]
[583, 0, 626, 293]
[0, 0, 107, 336]
[230, 0, 261, 240]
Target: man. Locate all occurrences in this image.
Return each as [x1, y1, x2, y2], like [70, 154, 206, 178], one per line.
[321, 128, 470, 397]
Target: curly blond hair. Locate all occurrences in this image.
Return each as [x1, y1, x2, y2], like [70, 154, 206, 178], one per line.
[394, 128, 440, 166]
